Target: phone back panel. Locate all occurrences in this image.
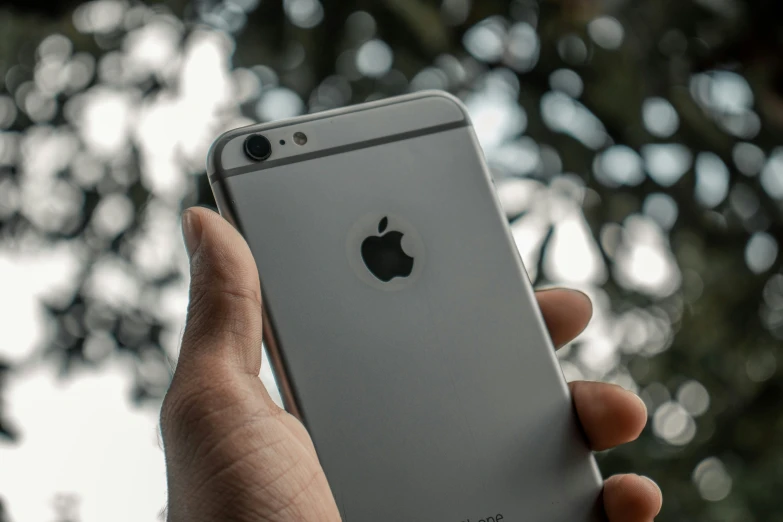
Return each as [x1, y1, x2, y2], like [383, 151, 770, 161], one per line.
[212, 93, 604, 522]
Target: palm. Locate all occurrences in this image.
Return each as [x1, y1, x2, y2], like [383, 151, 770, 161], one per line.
[163, 370, 340, 521]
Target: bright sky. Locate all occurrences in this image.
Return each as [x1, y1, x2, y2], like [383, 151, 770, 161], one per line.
[0, 362, 167, 522]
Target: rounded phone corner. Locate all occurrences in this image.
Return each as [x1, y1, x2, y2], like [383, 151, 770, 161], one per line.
[206, 125, 252, 180]
[413, 90, 473, 125]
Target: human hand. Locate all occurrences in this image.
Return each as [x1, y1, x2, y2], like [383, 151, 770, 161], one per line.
[160, 207, 662, 522]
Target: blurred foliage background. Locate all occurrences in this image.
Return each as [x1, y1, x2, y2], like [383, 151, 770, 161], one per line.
[1, 0, 782, 520]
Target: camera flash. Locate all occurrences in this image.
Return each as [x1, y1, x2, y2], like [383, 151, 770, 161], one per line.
[293, 132, 308, 146]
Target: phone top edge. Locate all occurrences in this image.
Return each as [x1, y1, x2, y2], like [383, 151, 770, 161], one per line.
[206, 90, 471, 181]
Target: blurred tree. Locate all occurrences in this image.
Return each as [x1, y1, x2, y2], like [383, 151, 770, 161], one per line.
[0, 361, 13, 440]
[0, 0, 782, 521]
[0, 0, 82, 17]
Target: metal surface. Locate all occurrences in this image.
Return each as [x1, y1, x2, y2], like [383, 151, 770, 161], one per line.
[208, 91, 605, 522]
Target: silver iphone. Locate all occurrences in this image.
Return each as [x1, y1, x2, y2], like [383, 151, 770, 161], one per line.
[207, 91, 605, 522]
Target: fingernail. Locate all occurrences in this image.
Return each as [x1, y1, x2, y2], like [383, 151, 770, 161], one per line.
[641, 476, 663, 510]
[181, 210, 202, 258]
[568, 288, 591, 301]
[634, 392, 649, 417]
[539, 287, 590, 300]
[615, 385, 649, 417]
[544, 287, 591, 302]
[641, 475, 661, 490]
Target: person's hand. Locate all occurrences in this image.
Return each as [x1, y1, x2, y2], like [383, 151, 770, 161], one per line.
[160, 207, 663, 522]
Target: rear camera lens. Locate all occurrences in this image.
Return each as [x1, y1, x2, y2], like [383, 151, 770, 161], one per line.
[243, 134, 272, 161]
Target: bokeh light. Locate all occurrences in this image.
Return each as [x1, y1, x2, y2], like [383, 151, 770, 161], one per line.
[0, 0, 782, 520]
[355, 39, 394, 79]
[693, 457, 733, 502]
[588, 16, 625, 50]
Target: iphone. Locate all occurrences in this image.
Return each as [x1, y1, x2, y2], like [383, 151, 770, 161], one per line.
[207, 91, 605, 521]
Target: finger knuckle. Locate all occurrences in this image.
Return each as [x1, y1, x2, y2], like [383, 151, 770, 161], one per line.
[190, 278, 262, 309]
[160, 374, 240, 441]
[188, 254, 262, 311]
[184, 279, 263, 346]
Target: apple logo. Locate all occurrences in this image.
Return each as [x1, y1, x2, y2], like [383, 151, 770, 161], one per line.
[360, 217, 415, 282]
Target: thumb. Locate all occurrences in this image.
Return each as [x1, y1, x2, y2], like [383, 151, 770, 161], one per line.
[178, 207, 263, 376]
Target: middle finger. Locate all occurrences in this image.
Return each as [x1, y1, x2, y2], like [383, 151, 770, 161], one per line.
[570, 381, 648, 451]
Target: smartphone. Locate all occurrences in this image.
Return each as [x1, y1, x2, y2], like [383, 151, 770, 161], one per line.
[207, 91, 605, 522]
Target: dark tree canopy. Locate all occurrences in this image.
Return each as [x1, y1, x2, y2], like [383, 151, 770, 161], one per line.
[0, 0, 782, 520]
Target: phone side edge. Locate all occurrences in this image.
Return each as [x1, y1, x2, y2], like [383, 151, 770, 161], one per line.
[208, 176, 305, 421]
[463, 123, 607, 498]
